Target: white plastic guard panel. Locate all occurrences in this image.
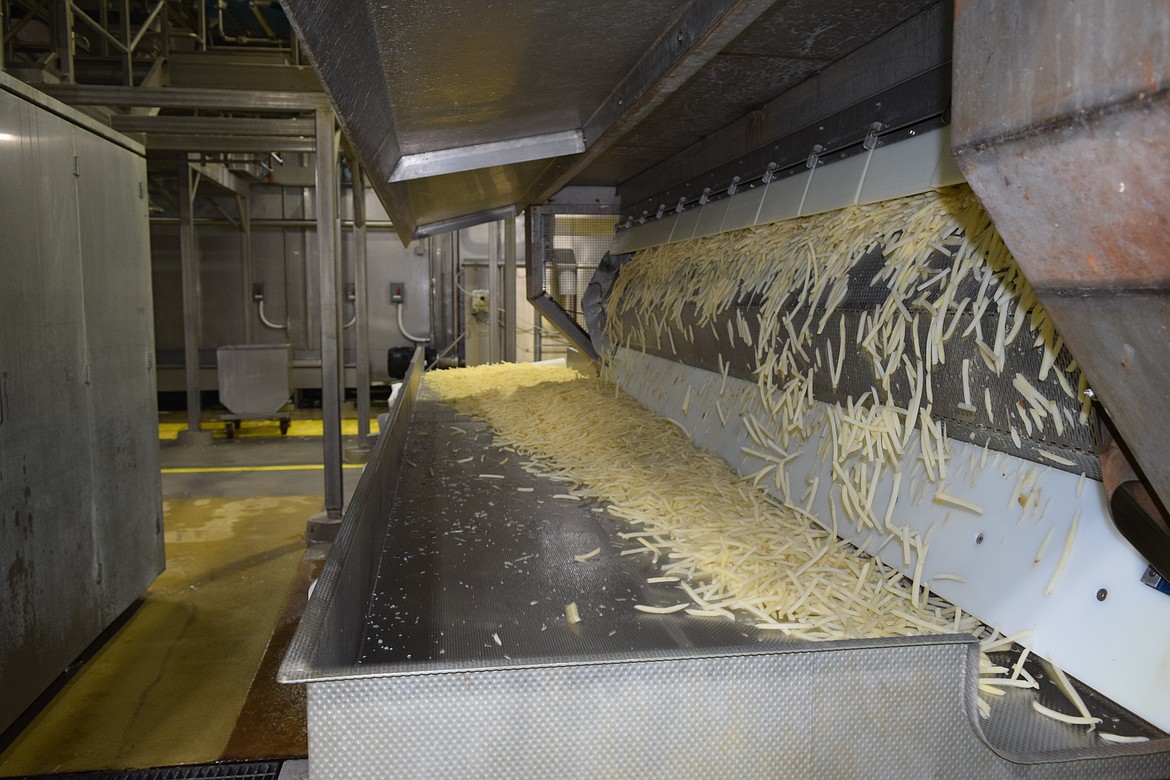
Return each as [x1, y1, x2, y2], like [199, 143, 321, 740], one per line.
[611, 347, 1170, 732]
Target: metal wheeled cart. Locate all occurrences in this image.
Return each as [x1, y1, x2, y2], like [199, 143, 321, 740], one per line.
[220, 404, 294, 438]
[216, 344, 294, 437]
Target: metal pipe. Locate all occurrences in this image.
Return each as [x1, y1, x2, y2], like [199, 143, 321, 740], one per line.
[316, 109, 344, 519]
[120, 0, 131, 85]
[239, 194, 253, 343]
[396, 303, 429, 344]
[256, 297, 286, 330]
[98, 0, 107, 56]
[54, 0, 74, 83]
[503, 217, 517, 362]
[248, 0, 277, 39]
[149, 217, 397, 229]
[128, 0, 166, 53]
[68, 1, 128, 53]
[352, 159, 371, 442]
[177, 162, 202, 434]
[487, 221, 500, 363]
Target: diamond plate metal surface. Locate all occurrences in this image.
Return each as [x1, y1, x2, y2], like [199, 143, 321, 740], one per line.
[306, 639, 1170, 779]
[286, 360, 1169, 777]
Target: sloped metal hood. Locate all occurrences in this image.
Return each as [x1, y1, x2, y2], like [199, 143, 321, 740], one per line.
[282, 0, 782, 242]
[282, 0, 944, 242]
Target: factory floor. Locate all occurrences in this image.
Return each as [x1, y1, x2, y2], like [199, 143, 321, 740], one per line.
[0, 406, 376, 777]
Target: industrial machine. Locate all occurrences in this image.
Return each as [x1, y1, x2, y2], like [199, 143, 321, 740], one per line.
[277, 1, 1170, 776]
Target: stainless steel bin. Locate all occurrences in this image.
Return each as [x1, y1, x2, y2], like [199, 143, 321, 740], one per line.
[216, 344, 293, 417]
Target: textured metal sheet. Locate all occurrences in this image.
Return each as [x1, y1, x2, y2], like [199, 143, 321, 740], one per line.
[281, 348, 427, 681]
[284, 355, 1170, 775]
[305, 635, 1170, 779]
[357, 392, 773, 668]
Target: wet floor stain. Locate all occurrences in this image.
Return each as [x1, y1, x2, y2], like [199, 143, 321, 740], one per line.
[0, 495, 320, 776]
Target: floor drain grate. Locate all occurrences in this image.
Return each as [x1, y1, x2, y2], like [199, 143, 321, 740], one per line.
[8, 760, 283, 780]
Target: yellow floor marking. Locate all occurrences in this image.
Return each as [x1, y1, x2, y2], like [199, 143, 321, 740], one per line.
[162, 464, 365, 474]
[158, 418, 380, 441]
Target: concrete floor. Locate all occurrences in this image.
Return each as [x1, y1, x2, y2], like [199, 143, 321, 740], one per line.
[0, 414, 370, 776]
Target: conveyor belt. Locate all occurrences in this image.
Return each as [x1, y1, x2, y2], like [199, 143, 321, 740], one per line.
[357, 389, 777, 667]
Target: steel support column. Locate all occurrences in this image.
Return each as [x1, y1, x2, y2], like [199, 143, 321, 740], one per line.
[524, 206, 598, 362]
[487, 220, 500, 363]
[177, 162, 202, 435]
[503, 217, 517, 362]
[316, 109, 344, 517]
[53, 0, 74, 83]
[351, 157, 371, 443]
[238, 194, 253, 344]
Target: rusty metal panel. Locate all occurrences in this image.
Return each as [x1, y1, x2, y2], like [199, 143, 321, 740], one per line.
[952, 1, 1170, 146]
[952, 0, 1170, 526]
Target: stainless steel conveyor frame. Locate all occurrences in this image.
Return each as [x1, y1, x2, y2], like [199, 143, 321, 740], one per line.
[280, 347, 1170, 779]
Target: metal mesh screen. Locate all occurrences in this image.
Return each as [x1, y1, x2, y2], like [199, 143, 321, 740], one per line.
[537, 211, 619, 330]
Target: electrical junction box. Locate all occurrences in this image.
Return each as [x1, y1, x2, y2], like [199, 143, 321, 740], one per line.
[390, 282, 405, 303]
[471, 289, 489, 314]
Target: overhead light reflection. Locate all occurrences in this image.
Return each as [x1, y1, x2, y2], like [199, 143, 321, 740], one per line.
[0, 133, 17, 142]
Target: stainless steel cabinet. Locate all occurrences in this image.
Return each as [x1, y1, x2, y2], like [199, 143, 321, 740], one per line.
[0, 73, 163, 734]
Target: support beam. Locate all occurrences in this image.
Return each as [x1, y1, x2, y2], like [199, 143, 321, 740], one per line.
[38, 84, 329, 111]
[111, 115, 314, 137]
[351, 157, 371, 443]
[316, 109, 344, 518]
[139, 134, 316, 153]
[388, 130, 584, 183]
[487, 220, 500, 363]
[176, 161, 203, 438]
[52, 0, 74, 84]
[524, 207, 599, 362]
[238, 194, 253, 344]
[188, 160, 249, 198]
[503, 217, 517, 362]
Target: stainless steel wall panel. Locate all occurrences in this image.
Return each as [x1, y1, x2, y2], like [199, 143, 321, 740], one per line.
[198, 225, 250, 349]
[0, 76, 161, 734]
[71, 125, 164, 625]
[0, 90, 102, 737]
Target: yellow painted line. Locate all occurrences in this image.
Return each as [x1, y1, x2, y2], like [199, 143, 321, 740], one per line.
[162, 464, 366, 474]
[158, 418, 380, 441]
